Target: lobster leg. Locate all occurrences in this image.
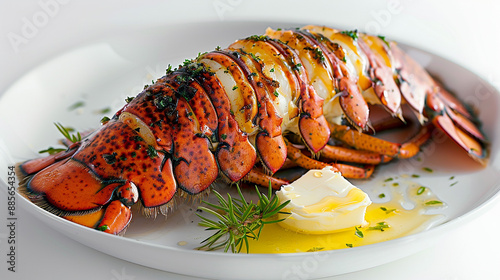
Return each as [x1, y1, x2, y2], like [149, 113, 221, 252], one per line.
[329, 123, 431, 159]
[321, 144, 393, 165]
[286, 142, 375, 179]
[244, 168, 290, 190]
[432, 114, 487, 165]
[425, 88, 487, 164]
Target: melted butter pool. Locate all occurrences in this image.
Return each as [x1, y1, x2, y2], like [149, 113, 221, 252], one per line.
[246, 180, 446, 253]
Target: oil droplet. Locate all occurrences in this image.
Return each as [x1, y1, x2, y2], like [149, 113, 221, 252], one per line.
[313, 171, 323, 178]
[177, 241, 188, 246]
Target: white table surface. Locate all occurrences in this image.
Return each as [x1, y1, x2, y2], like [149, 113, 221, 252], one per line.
[1, 1, 500, 279]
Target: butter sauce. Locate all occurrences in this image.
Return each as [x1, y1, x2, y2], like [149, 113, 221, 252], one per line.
[247, 172, 446, 253]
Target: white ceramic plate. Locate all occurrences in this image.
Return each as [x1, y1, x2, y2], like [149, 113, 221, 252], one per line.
[0, 22, 499, 280]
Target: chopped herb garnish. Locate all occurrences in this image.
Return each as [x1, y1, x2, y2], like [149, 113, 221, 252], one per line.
[417, 186, 426, 195]
[450, 181, 458, 187]
[377, 35, 390, 48]
[292, 63, 302, 71]
[232, 86, 238, 90]
[102, 152, 117, 165]
[221, 134, 227, 140]
[354, 227, 364, 238]
[147, 145, 158, 159]
[100, 116, 110, 125]
[340, 29, 358, 41]
[425, 200, 443, 206]
[249, 52, 261, 62]
[247, 35, 269, 42]
[378, 193, 386, 199]
[133, 135, 144, 142]
[346, 243, 353, 248]
[449, 176, 455, 180]
[125, 97, 134, 103]
[380, 207, 396, 214]
[97, 225, 109, 231]
[392, 182, 399, 187]
[95, 107, 111, 114]
[303, 46, 325, 63]
[368, 222, 390, 232]
[384, 177, 394, 182]
[166, 64, 173, 74]
[154, 95, 175, 111]
[270, 68, 275, 72]
[68, 101, 85, 111]
[411, 174, 420, 178]
[307, 247, 325, 252]
[422, 167, 433, 173]
[273, 90, 279, 97]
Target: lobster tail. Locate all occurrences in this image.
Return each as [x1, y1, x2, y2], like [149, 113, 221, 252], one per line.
[17, 24, 489, 235]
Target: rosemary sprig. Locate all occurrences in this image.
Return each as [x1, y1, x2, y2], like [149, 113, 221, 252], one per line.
[54, 122, 81, 143]
[39, 123, 82, 155]
[197, 184, 290, 253]
[38, 146, 66, 155]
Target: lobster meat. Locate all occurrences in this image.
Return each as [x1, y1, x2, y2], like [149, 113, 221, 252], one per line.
[17, 25, 488, 235]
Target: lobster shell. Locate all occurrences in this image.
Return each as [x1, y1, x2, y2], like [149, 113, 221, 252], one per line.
[17, 25, 488, 235]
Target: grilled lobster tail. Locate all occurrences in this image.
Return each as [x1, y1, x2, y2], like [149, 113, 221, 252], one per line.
[17, 25, 488, 234]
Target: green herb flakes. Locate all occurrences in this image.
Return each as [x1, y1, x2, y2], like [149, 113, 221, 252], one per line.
[307, 247, 325, 252]
[340, 29, 358, 41]
[68, 101, 85, 111]
[354, 227, 364, 238]
[417, 186, 426, 195]
[425, 200, 443, 206]
[147, 145, 158, 159]
[380, 207, 396, 214]
[422, 167, 433, 173]
[368, 222, 390, 232]
[97, 225, 109, 231]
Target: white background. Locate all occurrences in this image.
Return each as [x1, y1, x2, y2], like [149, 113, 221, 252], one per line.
[1, 0, 500, 279]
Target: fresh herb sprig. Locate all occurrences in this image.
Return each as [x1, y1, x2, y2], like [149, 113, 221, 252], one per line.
[38, 146, 66, 155]
[55, 122, 81, 143]
[197, 184, 290, 253]
[39, 123, 82, 154]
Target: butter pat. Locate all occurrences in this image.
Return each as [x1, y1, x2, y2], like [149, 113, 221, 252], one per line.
[276, 167, 371, 234]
